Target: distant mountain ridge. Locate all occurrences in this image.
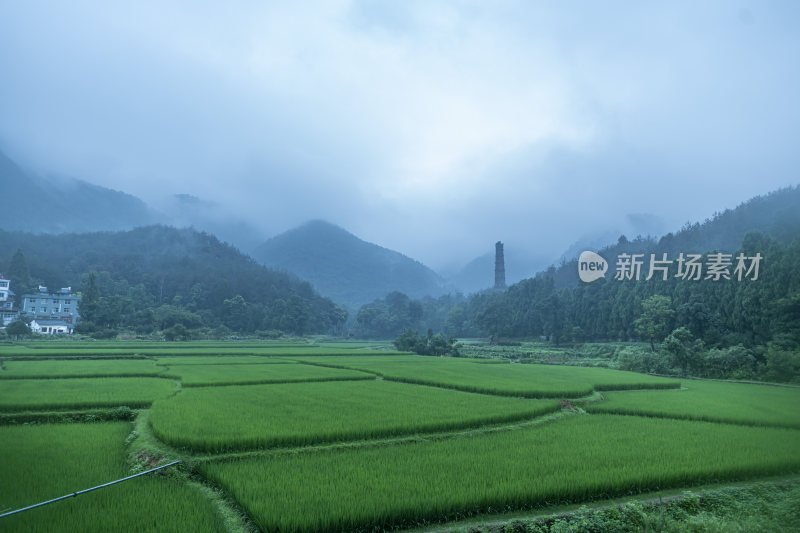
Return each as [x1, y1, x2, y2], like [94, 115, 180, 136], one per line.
[0, 149, 159, 233]
[546, 185, 800, 288]
[252, 220, 446, 309]
[0, 148, 265, 252]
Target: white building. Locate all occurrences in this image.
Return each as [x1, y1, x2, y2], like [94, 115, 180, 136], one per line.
[30, 319, 73, 335]
[0, 274, 20, 326]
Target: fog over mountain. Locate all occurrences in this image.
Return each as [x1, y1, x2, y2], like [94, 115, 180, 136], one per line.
[252, 220, 446, 309]
[1, 2, 798, 270]
[0, 149, 159, 233]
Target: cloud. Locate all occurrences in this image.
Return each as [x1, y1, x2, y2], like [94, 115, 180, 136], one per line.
[1, 1, 798, 270]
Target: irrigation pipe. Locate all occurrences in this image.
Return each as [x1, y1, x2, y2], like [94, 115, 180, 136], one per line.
[0, 460, 181, 518]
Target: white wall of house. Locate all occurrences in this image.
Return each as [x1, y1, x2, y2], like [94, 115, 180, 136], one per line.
[30, 320, 70, 335]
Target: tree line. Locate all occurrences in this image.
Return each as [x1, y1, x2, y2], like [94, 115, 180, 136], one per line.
[0, 226, 347, 339]
[354, 231, 799, 382]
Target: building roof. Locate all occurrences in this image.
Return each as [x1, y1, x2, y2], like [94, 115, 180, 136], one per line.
[22, 293, 80, 299]
[32, 319, 71, 327]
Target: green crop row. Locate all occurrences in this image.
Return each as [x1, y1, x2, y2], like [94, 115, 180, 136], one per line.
[297, 356, 680, 398]
[0, 359, 167, 379]
[199, 414, 800, 533]
[0, 378, 176, 411]
[165, 362, 373, 387]
[0, 422, 224, 533]
[0, 341, 310, 351]
[153, 355, 291, 366]
[0, 406, 136, 425]
[586, 379, 800, 429]
[149, 380, 561, 452]
[0, 346, 407, 357]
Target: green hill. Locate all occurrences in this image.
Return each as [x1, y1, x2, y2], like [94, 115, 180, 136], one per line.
[252, 220, 446, 309]
[550, 186, 800, 288]
[0, 225, 346, 335]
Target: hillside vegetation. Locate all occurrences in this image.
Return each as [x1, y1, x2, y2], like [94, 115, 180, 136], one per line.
[0, 226, 346, 337]
[252, 220, 445, 309]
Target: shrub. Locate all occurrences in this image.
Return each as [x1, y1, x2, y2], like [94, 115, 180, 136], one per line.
[394, 329, 460, 356]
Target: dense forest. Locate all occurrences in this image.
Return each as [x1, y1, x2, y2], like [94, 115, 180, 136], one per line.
[354, 188, 800, 382]
[0, 226, 347, 338]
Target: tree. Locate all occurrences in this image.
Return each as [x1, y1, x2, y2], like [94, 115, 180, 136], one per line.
[634, 295, 675, 351]
[6, 320, 31, 338]
[393, 328, 460, 356]
[6, 248, 32, 305]
[7, 248, 30, 281]
[282, 295, 311, 334]
[661, 327, 703, 375]
[79, 272, 100, 323]
[394, 329, 421, 352]
[222, 295, 249, 332]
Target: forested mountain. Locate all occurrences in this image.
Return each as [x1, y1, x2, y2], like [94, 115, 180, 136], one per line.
[550, 186, 800, 288]
[252, 220, 446, 309]
[479, 186, 800, 345]
[354, 187, 800, 380]
[0, 225, 346, 336]
[0, 149, 159, 233]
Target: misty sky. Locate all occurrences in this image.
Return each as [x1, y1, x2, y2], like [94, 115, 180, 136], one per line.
[1, 1, 799, 272]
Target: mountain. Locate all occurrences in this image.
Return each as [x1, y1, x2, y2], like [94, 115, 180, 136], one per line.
[252, 220, 446, 309]
[546, 185, 800, 288]
[0, 225, 346, 334]
[161, 194, 265, 253]
[0, 148, 159, 233]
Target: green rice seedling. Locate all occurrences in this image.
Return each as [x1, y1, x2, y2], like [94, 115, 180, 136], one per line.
[199, 415, 800, 532]
[296, 356, 680, 397]
[149, 380, 561, 452]
[0, 422, 224, 532]
[315, 341, 396, 349]
[154, 355, 291, 366]
[0, 345, 407, 358]
[169, 362, 373, 387]
[0, 341, 308, 351]
[0, 359, 166, 379]
[0, 406, 135, 425]
[0, 378, 176, 411]
[586, 379, 800, 428]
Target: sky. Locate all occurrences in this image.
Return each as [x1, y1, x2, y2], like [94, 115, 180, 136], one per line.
[1, 1, 799, 273]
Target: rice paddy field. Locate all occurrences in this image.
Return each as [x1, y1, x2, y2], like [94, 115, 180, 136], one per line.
[200, 415, 800, 532]
[166, 362, 374, 387]
[0, 358, 166, 378]
[296, 355, 681, 397]
[0, 377, 176, 411]
[1, 340, 798, 532]
[586, 379, 800, 429]
[149, 380, 562, 452]
[0, 423, 224, 533]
